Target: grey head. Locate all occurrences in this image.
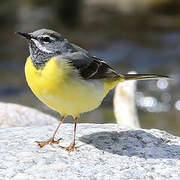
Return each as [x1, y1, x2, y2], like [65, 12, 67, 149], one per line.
[17, 29, 76, 68]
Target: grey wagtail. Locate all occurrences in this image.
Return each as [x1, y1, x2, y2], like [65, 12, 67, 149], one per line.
[17, 29, 169, 151]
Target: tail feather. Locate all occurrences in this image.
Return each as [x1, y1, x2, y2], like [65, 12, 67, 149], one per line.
[122, 74, 170, 81]
[104, 73, 170, 94]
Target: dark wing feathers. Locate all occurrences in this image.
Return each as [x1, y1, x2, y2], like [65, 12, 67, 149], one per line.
[88, 56, 119, 79]
[62, 50, 119, 79]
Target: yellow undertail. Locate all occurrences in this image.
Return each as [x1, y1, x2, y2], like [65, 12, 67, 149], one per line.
[104, 73, 169, 94]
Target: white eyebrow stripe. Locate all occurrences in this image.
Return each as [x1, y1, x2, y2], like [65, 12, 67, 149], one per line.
[41, 35, 56, 41]
[32, 39, 53, 53]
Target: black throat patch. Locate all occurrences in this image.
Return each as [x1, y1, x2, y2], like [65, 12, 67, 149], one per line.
[29, 42, 59, 70]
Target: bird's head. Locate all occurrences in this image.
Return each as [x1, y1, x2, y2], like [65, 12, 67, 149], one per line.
[17, 29, 74, 66]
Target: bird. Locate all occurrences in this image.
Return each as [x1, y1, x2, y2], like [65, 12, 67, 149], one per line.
[17, 29, 169, 151]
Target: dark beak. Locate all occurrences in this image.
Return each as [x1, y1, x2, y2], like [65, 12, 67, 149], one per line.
[16, 32, 32, 39]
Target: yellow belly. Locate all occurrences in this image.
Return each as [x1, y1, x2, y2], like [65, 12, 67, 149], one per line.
[25, 57, 106, 117]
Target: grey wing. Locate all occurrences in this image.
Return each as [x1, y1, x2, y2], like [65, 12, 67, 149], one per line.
[62, 51, 119, 79]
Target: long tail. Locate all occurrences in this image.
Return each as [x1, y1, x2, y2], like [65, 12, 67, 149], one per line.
[104, 73, 170, 94]
[122, 74, 170, 81]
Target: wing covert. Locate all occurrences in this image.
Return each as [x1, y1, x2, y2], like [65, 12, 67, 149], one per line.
[60, 46, 119, 79]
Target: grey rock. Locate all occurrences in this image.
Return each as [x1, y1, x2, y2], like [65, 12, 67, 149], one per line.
[0, 102, 58, 127]
[0, 124, 179, 180]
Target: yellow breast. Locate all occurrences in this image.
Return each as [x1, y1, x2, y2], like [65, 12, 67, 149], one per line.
[25, 56, 105, 117]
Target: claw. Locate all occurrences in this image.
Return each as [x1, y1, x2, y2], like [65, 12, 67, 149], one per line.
[36, 138, 62, 148]
[60, 144, 78, 152]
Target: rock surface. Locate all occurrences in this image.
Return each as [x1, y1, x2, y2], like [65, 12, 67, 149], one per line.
[0, 102, 58, 127]
[0, 124, 180, 180]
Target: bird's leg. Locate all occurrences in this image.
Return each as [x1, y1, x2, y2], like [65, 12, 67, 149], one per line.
[61, 117, 78, 152]
[36, 116, 65, 148]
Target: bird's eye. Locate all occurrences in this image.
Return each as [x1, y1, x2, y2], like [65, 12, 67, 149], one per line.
[42, 36, 51, 43]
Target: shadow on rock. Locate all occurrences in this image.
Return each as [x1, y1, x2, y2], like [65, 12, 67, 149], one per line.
[80, 130, 180, 159]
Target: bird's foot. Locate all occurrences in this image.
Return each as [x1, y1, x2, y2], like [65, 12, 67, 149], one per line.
[36, 138, 62, 148]
[61, 143, 78, 152]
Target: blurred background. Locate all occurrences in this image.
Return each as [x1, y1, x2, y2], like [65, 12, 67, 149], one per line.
[0, 0, 180, 135]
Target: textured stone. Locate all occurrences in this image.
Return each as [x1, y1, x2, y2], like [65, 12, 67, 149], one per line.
[0, 124, 180, 179]
[0, 102, 58, 127]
